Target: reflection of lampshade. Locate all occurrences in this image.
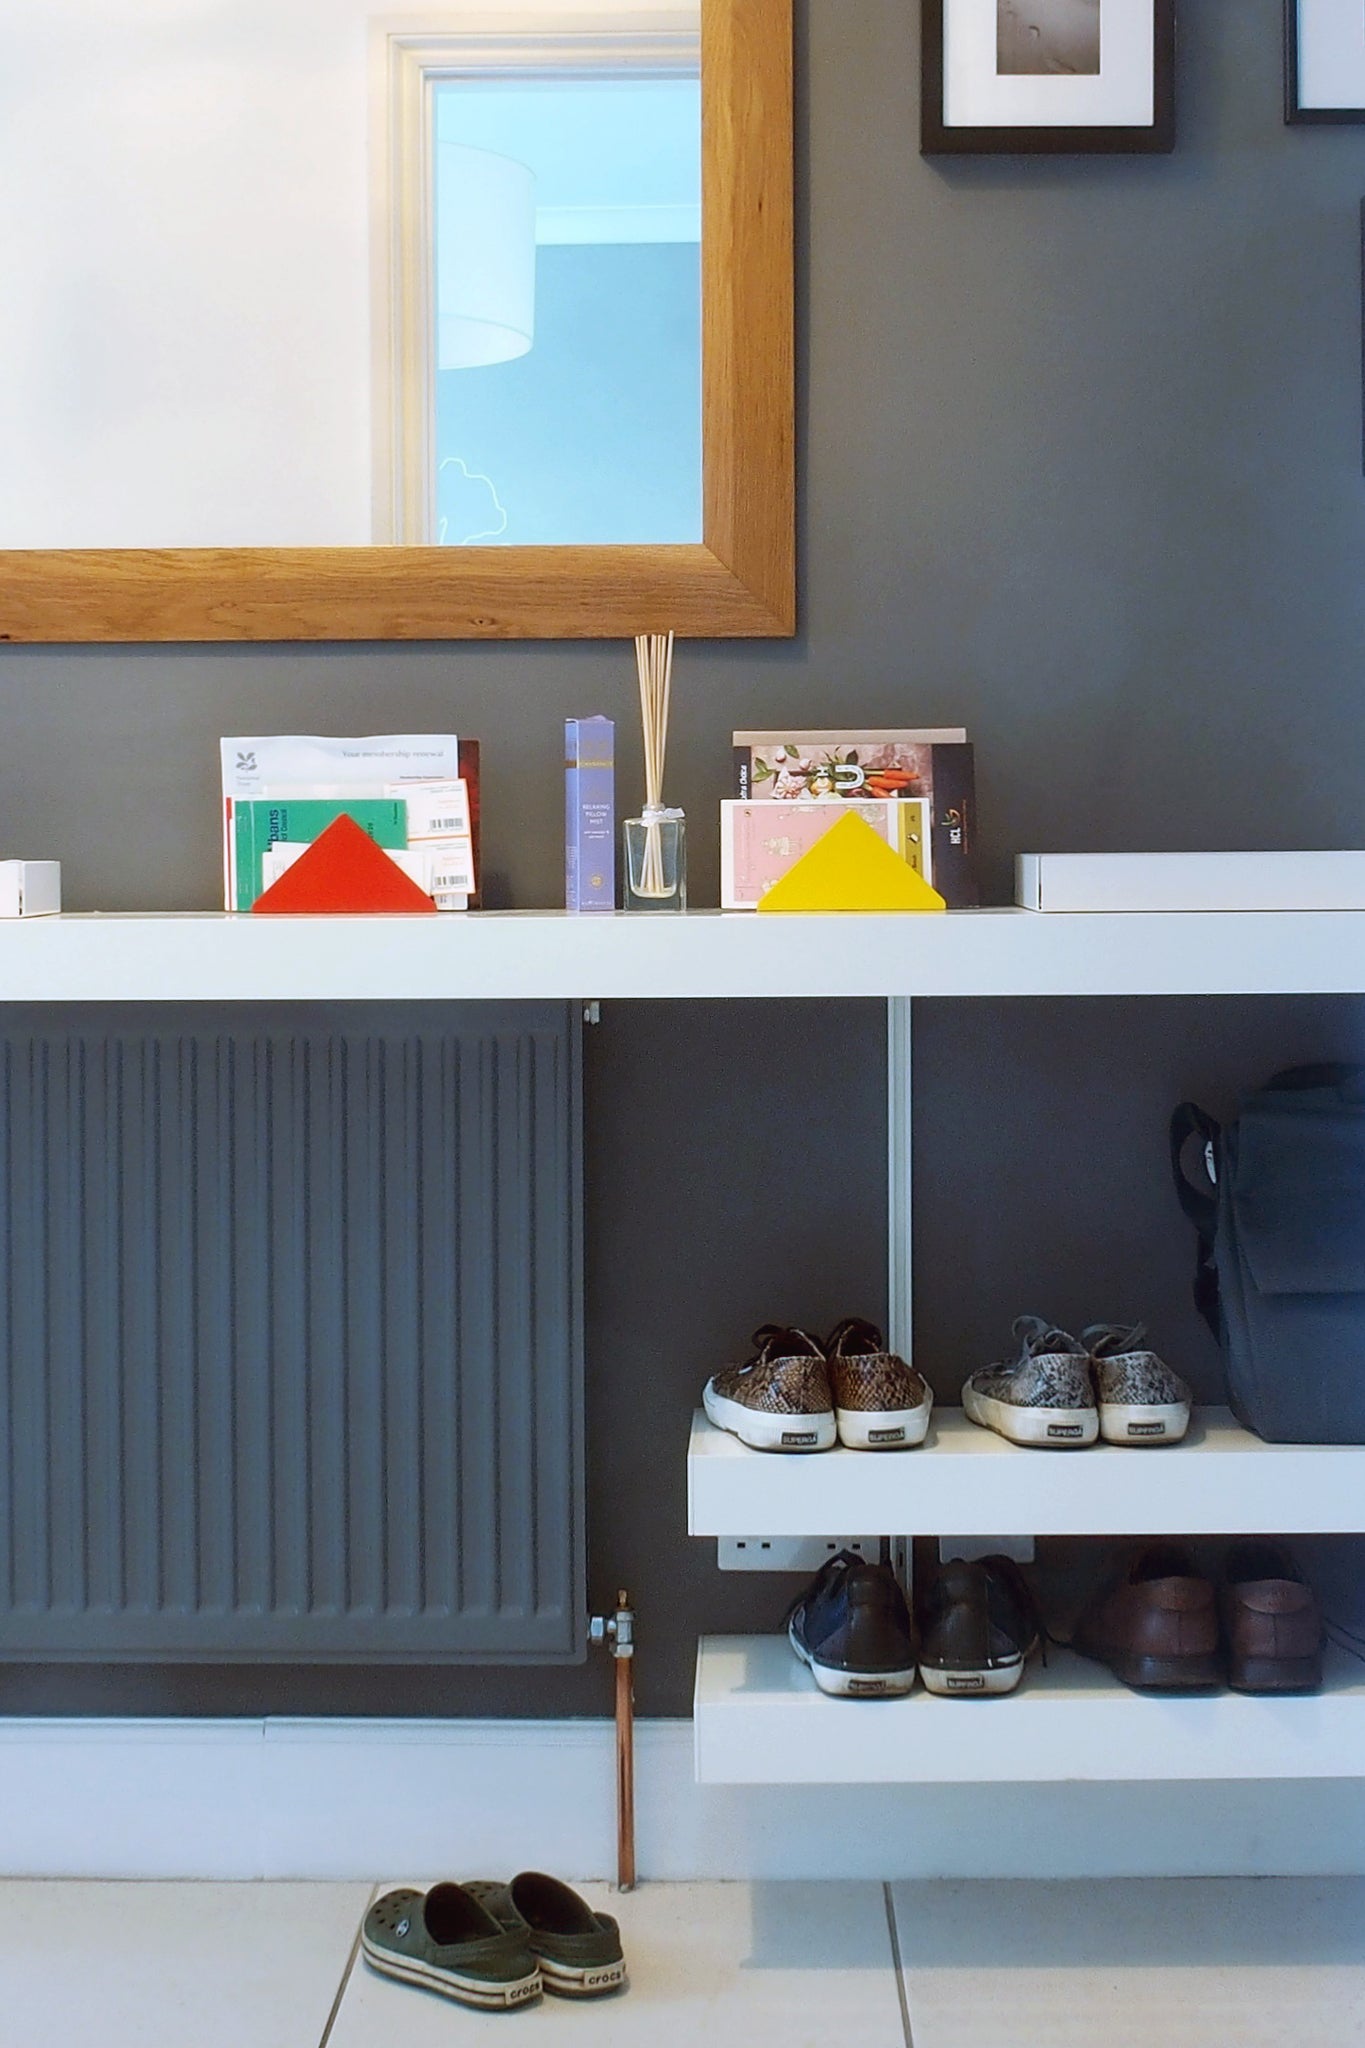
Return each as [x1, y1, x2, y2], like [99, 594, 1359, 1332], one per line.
[436, 143, 536, 369]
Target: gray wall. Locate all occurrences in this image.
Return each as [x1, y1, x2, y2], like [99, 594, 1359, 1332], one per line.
[0, 1, 1362, 1715]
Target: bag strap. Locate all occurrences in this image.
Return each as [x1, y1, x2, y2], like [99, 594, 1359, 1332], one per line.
[1170, 1102, 1221, 1336]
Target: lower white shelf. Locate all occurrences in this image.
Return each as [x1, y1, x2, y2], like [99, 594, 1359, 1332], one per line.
[693, 1635, 1365, 1785]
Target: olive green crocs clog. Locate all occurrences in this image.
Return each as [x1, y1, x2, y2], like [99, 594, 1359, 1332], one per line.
[466, 1873, 627, 1998]
[361, 1884, 542, 2011]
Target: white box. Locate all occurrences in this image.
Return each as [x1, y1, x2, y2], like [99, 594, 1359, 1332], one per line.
[1016, 851, 1365, 914]
[0, 861, 61, 918]
[721, 799, 931, 911]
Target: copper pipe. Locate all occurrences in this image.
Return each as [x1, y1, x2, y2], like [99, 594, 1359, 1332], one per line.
[614, 1588, 637, 1891]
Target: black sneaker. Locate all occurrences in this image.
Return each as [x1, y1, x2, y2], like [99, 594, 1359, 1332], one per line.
[786, 1551, 917, 1698]
[916, 1555, 1043, 1697]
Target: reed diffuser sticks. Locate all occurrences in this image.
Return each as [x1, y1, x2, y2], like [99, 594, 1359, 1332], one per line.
[634, 631, 675, 897]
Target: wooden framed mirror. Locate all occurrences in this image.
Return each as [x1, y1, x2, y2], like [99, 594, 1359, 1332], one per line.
[0, 0, 792, 644]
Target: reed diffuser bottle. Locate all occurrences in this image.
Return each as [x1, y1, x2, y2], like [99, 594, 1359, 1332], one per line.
[623, 632, 686, 912]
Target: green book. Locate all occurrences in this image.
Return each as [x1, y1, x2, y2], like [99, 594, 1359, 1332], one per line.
[234, 798, 408, 911]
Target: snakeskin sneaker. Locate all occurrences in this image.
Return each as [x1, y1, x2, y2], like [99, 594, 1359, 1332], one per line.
[824, 1317, 933, 1449]
[962, 1316, 1097, 1448]
[1082, 1324, 1192, 1445]
[787, 1550, 918, 1698]
[703, 1324, 836, 1452]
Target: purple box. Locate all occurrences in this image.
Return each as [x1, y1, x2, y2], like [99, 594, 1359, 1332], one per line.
[565, 716, 616, 912]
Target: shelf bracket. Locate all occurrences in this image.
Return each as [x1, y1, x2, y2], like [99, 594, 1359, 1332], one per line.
[888, 997, 913, 1364]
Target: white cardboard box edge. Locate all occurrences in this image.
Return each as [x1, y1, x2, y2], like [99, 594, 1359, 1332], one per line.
[0, 861, 62, 918]
[1016, 851, 1365, 913]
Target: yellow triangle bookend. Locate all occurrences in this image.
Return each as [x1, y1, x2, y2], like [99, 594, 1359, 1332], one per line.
[757, 810, 948, 913]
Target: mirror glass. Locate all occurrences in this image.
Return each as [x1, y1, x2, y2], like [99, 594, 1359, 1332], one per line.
[433, 77, 701, 546]
[0, 3, 702, 551]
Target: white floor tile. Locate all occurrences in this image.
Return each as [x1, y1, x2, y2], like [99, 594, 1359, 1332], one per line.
[328, 1880, 906, 2048]
[0, 1880, 370, 2048]
[891, 1877, 1365, 2048]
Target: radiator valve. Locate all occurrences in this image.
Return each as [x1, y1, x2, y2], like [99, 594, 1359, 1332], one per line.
[589, 1592, 635, 1660]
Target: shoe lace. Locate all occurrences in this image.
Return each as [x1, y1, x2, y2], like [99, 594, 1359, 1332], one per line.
[1081, 1322, 1147, 1358]
[749, 1323, 825, 1364]
[1326, 1616, 1365, 1666]
[1011, 1315, 1083, 1359]
[782, 1548, 865, 1629]
[979, 1553, 1056, 1666]
[825, 1316, 883, 1357]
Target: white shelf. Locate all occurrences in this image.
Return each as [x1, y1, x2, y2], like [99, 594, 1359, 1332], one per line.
[688, 1409, 1365, 1538]
[694, 1635, 1365, 1784]
[0, 906, 1362, 1003]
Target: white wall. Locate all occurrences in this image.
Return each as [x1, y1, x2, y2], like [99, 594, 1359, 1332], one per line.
[0, 0, 688, 547]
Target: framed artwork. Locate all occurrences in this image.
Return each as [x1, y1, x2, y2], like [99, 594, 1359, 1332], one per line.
[922, 1, 1176, 155]
[1286, 1, 1365, 124]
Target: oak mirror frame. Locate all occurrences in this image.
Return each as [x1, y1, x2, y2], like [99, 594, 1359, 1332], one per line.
[0, 0, 792, 646]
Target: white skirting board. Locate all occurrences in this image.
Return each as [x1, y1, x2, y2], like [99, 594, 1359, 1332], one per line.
[0, 1717, 1360, 1881]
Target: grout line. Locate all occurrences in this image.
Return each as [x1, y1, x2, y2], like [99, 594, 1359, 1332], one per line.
[316, 1884, 376, 2048]
[883, 1882, 915, 2048]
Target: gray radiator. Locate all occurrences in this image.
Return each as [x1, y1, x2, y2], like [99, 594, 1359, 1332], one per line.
[0, 1003, 583, 1663]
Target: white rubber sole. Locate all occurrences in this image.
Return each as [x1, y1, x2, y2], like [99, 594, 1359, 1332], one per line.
[539, 1956, 628, 1998]
[789, 1619, 917, 1697]
[962, 1384, 1099, 1448]
[919, 1652, 1026, 1698]
[1098, 1400, 1191, 1445]
[361, 1937, 542, 2009]
[703, 1381, 836, 1453]
[836, 1394, 933, 1451]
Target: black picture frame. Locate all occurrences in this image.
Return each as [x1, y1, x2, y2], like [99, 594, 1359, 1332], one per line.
[921, 1, 1176, 156]
[1285, 1, 1365, 125]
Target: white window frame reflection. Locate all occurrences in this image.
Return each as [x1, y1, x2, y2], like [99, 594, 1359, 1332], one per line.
[372, 12, 701, 546]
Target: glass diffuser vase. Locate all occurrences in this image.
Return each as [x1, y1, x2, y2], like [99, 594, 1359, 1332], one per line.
[623, 804, 686, 913]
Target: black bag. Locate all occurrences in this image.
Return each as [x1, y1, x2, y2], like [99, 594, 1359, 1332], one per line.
[1171, 1065, 1365, 1444]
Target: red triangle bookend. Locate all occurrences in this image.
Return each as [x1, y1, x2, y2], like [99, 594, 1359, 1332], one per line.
[251, 813, 437, 915]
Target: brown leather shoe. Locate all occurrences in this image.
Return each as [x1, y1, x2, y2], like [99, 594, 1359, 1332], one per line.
[1073, 1545, 1221, 1691]
[1223, 1543, 1324, 1694]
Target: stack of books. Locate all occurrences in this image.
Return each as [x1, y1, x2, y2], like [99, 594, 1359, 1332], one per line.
[220, 735, 481, 912]
[723, 729, 978, 910]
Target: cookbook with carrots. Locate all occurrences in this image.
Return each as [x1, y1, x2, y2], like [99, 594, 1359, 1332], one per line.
[730, 729, 979, 907]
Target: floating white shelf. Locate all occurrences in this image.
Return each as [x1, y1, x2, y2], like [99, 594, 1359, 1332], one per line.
[694, 1635, 1365, 1785]
[688, 1410, 1365, 1538]
[0, 906, 1362, 1004]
